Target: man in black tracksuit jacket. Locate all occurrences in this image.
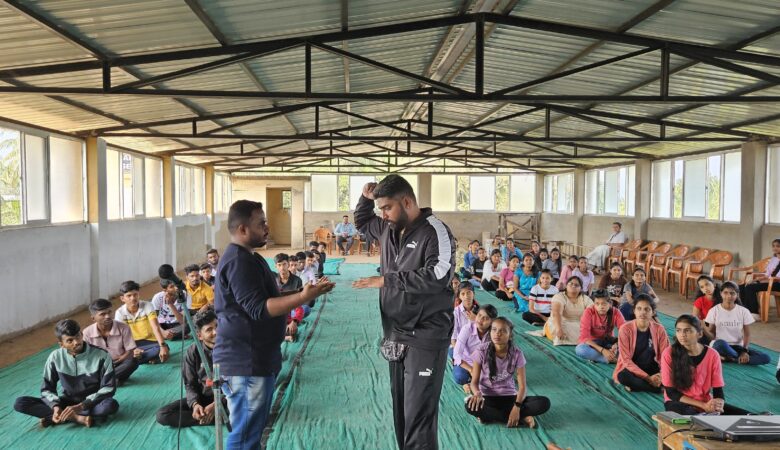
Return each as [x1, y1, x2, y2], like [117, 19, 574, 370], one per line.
[353, 175, 455, 450]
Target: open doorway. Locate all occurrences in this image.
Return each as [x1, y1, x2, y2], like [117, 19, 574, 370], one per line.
[266, 188, 292, 246]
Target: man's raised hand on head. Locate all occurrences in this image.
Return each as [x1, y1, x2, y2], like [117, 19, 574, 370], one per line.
[362, 182, 377, 200]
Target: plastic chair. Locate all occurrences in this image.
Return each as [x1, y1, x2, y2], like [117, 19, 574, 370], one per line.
[625, 241, 661, 274]
[609, 239, 642, 267]
[350, 236, 364, 255]
[649, 245, 690, 289]
[682, 251, 732, 298]
[728, 257, 771, 284]
[666, 248, 710, 295]
[641, 243, 671, 273]
[314, 227, 334, 255]
[758, 276, 780, 323]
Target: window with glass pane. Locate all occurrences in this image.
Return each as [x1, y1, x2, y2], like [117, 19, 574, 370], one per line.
[312, 175, 337, 211]
[145, 158, 162, 218]
[652, 161, 671, 218]
[604, 170, 618, 214]
[304, 181, 311, 212]
[510, 174, 535, 212]
[24, 135, 47, 221]
[49, 137, 84, 223]
[627, 165, 636, 216]
[431, 175, 456, 211]
[0, 127, 22, 226]
[469, 176, 495, 210]
[214, 173, 224, 213]
[673, 160, 683, 218]
[223, 175, 231, 210]
[399, 174, 418, 196]
[543, 176, 553, 212]
[337, 175, 350, 211]
[133, 156, 144, 216]
[683, 158, 705, 218]
[349, 176, 375, 210]
[706, 155, 721, 220]
[282, 191, 292, 209]
[496, 176, 509, 211]
[193, 168, 205, 214]
[722, 152, 740, 222]
[106, 149, 121, 220]
[456, 176, 470, 211]
[769, 146, 780, 223]
[617, 167, 627, 215]
[556, 174, 572, 213]
[121, 154, 133, 218]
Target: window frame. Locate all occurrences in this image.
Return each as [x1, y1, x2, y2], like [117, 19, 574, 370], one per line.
[584, 164, 635, 218]
[174, 160, 206, 217]
[543, 172, 574, 214]
[107, 146, 165, 221]
[0, 121, 87, 229]
[651, 149, 740, 223]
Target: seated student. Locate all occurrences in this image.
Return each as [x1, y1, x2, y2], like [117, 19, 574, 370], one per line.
[741, 238, 780, 314]
[14, 319, 118, 428]
[536, 248, 549, 277]
[555, 255, 578, 291]
[705, 281, 770, 366]
[468, 247, 488, 289]
[274, 253, 308, 342]
[546, 248, 562, 285]
[501, 238, 523, 264]
[613, 295, 669, 393]
[461, 240, 480, 280]
[661, 314, 753, 415]
[451, 282, 479, 358]
[512, 254, 539, 313]
[544, 276, 593, 346]
[298, 251, 317, 286]
[82, 299, 139, 384]
[576, 290, 625, 364]
[693, 275, 721, 324]
[597, 263, 628, 307]
[487, 236, 504, 256]
[453, 305, 498, 392]
[199, 263, 215, 287]
[572, 256, 595, 296]
[206, 248, 219, 277]
[308, 241, 322, 275]
[312, 241, 327, 278]
[157, 308, 229, 428]
[619, 268, 657, 320]
[466, 317, 551, 428]
[289, 253, 300, 276]
[496, 255, 520, 302]
[481, 249, 506, 292]
[151, 279, 192, 341]
[777, 359, 780, 385]
[528, 241, 543, 272]
[115, 280, 169, 364]
[522, 269, 557, 326]
[185, 263, 215, 314]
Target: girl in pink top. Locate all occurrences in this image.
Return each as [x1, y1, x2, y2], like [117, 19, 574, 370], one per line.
[496, 256, 520, 302]
[556, 255, 578, 290]
[613, 295, 669, 393]
[661, 314, 752, 415]
[466, 317, 550, 428]
[576, 290, 625, 364]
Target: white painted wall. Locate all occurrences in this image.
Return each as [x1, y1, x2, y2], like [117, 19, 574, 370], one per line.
[582, 215, 635, 248]
[0, 224, 91, 336]
[97, 218, 167, 298]
[173, 214, 209, 269]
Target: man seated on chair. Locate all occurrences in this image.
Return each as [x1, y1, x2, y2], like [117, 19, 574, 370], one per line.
[156, 308, 228, 428]
[334, 214, 357, 256]
[82, 298, 139, 385]
[14, 319, 118, 428]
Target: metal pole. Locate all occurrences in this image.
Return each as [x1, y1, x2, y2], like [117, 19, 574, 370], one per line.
[213, 363, 224, 450]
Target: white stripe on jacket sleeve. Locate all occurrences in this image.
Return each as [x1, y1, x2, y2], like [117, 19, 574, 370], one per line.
[426, 215, 452, 280]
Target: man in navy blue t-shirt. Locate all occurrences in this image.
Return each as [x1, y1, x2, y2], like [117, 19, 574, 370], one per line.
[213, 200, 335, 449]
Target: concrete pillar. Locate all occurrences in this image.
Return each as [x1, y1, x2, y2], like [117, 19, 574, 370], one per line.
[162, 156, 175, 267]
[205, 165, 215, 221]
[633, 159, 652, 240]
[418, 173, 431, 208]
[86, 137, 105, 300]
[573, 169, 585, 246]
[534, 174, 544, 213]
[738, 140, 768, 266]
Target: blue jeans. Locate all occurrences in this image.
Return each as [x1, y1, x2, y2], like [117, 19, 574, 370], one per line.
[223, 375, 276, 450]
[711, 340, 770, 365]
[468, 278, 482, 289]
[619, 302, 634, 321]
[135, 339, 161, 364]
[575, 339, 616, 364]
[452, 366, 471, 385]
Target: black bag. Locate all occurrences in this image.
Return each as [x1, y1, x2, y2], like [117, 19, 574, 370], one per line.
[380, 338, 408, 362]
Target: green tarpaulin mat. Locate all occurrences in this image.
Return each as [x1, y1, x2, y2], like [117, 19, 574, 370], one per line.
[1, 263, 778, 449]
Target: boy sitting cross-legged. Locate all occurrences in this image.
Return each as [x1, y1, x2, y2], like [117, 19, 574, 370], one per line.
[115, 280, 169, 364]
[82, 298, 139, 384]
[14, 319, 118, 428]
[156, 308, 228, 428]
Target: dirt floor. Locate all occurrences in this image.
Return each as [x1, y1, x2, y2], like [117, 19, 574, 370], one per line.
[2, 246, 778, 369]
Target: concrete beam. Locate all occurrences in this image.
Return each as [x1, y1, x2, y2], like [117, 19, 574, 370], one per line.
[739, 140, 769, 265]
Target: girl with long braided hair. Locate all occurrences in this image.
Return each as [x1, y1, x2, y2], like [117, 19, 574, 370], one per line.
[466, 317, 550, 428]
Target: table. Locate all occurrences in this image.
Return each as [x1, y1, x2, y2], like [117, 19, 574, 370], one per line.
[654, 414, 780, 450]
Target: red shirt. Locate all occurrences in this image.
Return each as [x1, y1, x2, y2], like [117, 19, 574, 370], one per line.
[661, 346, 724, 403]
[693, 296, 714, 321]
[579, 305, 626, 344]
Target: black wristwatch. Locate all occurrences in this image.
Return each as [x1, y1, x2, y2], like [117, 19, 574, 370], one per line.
[514, 401, 523, 408]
